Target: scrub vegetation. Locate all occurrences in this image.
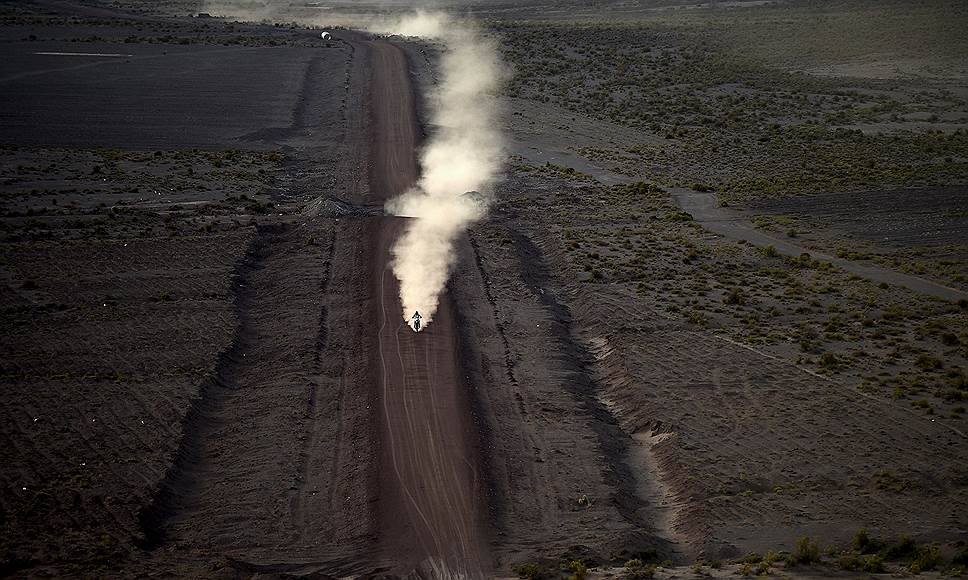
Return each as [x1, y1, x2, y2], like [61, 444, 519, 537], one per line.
[508, 529, 967, 577]
[494, 2, 968, 200]
[0, 146, 283, 242]
[490, 0, 967, 564]
[499, 171, 968, 420]
[495, 0, 968, 421]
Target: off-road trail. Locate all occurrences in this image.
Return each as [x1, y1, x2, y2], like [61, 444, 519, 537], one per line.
[130, 38, 489, 577]
[672, 189, 968, 302]
[368, 41, 420, 202]
[368, 41, 491, 577]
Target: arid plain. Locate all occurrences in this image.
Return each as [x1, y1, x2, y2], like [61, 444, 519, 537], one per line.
[1, 0, 966, 578]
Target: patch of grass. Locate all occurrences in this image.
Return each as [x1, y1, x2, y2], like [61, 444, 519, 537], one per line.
[724, 287, 746, 305]
[686, 309, 708, 327]
[952, 545, 968, 566]
[566, 560, 588, 580]
[853, 527, 883, 554]
[514, 563, 544, 580]
[664, 210, 694, 222]
[837, 552, 885, 573]
[623, 559, 656, 579]
[872, 471, 914, 492]
[915, 353, 943, 371]
[818, 352, 839, 370]
[787, 536, 821, 566]
[910, 545, 943, 573]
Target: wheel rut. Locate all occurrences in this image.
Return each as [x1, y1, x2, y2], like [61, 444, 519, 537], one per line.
[137, 226, 275, 548]
[137, 219, 346, 559]
[367, 40, 492, 576]
[291, 226, 338, 544]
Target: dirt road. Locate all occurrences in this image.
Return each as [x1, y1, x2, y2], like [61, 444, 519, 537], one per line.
[375, 222, 490, 576]
[368, 42, 420, 204]
[367, 41, 491, 576]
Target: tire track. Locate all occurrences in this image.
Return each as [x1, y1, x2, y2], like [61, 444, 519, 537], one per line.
[376, 237, 489, 576]
[292, 226, 338, 543]
[137, 227, 272, 548]
[367, 39, 491, 577]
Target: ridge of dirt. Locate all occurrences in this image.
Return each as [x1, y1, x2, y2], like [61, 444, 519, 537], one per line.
[459, 220, 673, 567]
[509, 230, 660, 537]
[468, 236, 521, 389]
[523, 215, 968, 560]
[136, 225, 275, 548]
[133, 221, 345, 556]
[448, 250, 502, 540]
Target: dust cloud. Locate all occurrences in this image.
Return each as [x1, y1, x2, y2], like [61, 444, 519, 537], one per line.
[380, 11, 506, 331]
[192, 4, 505, 332]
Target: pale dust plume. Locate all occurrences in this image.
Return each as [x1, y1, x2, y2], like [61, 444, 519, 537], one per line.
[190, 4, 506, 333]
[382, 11, 506, 331]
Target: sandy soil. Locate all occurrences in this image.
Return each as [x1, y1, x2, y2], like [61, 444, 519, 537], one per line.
[744, 187, 968, 292]
[748, 187, 968, 248]
[0, 42, 347, 150]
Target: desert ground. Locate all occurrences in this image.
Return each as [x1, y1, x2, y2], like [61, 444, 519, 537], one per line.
[1, 0, 967, 578]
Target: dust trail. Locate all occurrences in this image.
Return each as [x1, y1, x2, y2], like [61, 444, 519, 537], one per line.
[378, 11, 506, 331]
[198, 4, 505, 332]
